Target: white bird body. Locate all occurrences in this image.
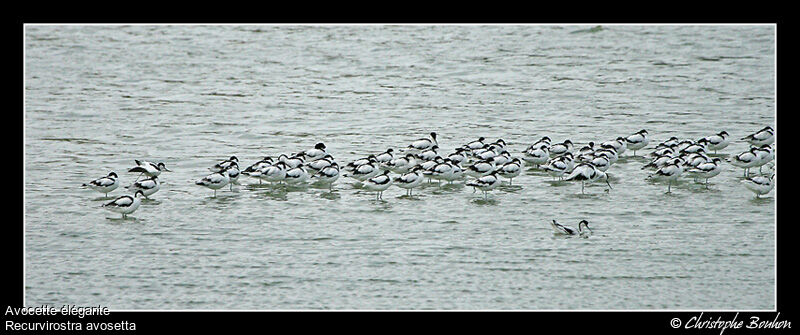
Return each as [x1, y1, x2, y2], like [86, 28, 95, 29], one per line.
[394, 167, 425, 195]
[742, 126, 774, 146]
[83, 172, 119, 196]
[466, 158, 496, 178]
[565, 163, 612, 194]
[312, 162, 340, 190]
[466, 171, 501, 199]
[523, 144, 550, 166]
[126, 175, 160, 197]
[196, 170, 230, 196]
[385, 154, 417, 173]
[364, 171, 393, 199]
[406, 132, 438, 153]
[550, 220, 592, 237]
[704, 131, 730, 153]
[742, 174, 775, 197]
[549, 140, 573, 157]
[129, 160, 171, 177]
[102, 191, 144, 218]
[284, 165, 310, 185]
[625, 130, 649, 155]
[498, 158, 522, 184]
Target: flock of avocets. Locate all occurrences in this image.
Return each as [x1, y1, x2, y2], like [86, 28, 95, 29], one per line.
[84, 126, 776, 223]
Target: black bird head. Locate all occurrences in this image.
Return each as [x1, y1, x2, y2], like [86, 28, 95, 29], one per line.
[315, 143, 326, 150]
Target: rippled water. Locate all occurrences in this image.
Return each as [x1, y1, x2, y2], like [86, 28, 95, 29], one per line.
[24, 25, 776, 310]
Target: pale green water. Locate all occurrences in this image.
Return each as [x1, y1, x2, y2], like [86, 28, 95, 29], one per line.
[25, 25, 775, 309]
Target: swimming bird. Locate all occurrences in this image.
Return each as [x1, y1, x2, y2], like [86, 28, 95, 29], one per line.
[742, 174, 775, 198]
[364, 170, 393, 200]
[742, 126, 774, 146]
[82, 172, 119, 197]
[565, 163, 612, 194]
[647, 159, 684, 193]
[195, 169, 230, 197]
[406, 132, 438, 153]
[128, 160, 171, 179]
[687, 158, 723, 188]
[625, 129, 649, 156]
[550, 219, 592, 237]
[497, 158, 522, 185]
[703, 131, 730, 154]
[125, 175, 160, 198]
[311, 162, 340, 191]
[102, 190, 145, 218]
[466, 171, 501, 200]
[394, 166, 425, 196]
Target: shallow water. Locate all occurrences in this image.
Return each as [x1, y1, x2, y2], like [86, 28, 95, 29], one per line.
[24, 25, 775, 310]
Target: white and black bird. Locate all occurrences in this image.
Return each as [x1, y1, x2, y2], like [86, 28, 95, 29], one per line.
[647, 158, 684, 193]
[129, 160, 171, 179]
[394, 166, 425, 196]
[752, 145, 775, 173]
[625, 129, 649, 156]
[742, 174, 775, 198]
[311, 162, 340, 191]
[542, 156, 571, 180]
[306, 154, 336, 173]
[195, 169, 230, 197]
[364, 170, 393, 200]
[242, 157, 274, 181]
[466, 157, 496, 178]
[102, 190, 145, 219]
[423, 158, 455, 186]
[125, 175, 160, 198]
[549, 220, 592, 238]
[209, 156, 238, 173]
[82, 172, 119, 197]
[279, 154, 305, 169]
[742, 126, 774, 146]
[300, 143, 328, 161]
[284, 163, 310, 185]
[565, 163, 612, 194]
[416, 145, 440, 161]
[703, 131, 730, 154]
[601, 137, 627, 155]
[687, 158, 723, 187]
[549, 139, 574, 157]
[446, 148, 468, 166]
[385, 153, 417, 173]
[375, 148, 395, 165]
[727, 147, 762, 177]
[256, 161, 289, 185]
[498, 158, 522, 185]
[466, 171, 501, 200]
[346, 157, 381, 182]
[406, 132, 438, 153]
[465, 137, 486, 150]
[523, 144, 550, 168]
